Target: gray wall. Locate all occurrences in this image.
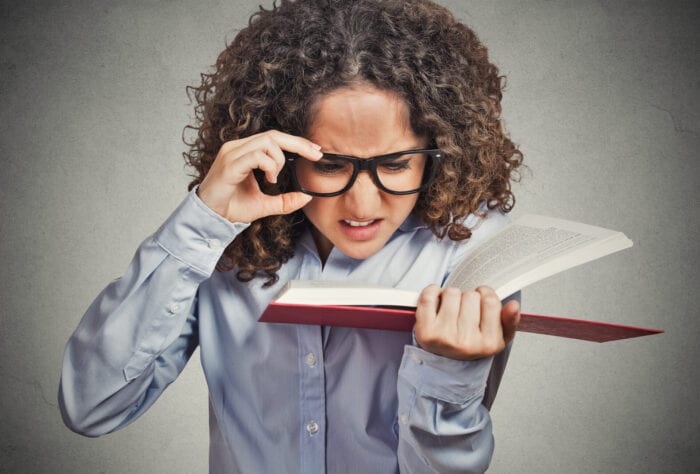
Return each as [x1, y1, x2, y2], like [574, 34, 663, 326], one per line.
[1, 0, 698, 472]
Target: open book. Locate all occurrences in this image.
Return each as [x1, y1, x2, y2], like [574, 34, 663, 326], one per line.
[259, 215, 663, 342]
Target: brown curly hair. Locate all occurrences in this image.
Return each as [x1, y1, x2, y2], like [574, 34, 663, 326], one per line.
[183, 0, 523, 286]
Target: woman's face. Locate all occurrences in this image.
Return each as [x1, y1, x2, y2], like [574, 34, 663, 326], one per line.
[300, 84, 427, 262]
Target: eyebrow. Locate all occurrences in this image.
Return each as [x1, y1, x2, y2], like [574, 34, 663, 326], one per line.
[319, 147, 428, 159]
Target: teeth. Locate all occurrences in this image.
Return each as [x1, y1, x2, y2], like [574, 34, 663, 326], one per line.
[344, 220, 375, 227]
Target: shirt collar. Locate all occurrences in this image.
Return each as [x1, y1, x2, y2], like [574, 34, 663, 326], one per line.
[398, 213, 429, 232]
[398, 203, 489, 234]
[298, 227, 320, 256]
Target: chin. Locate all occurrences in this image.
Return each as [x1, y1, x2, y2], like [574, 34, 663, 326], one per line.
[337, 241, 385, 260]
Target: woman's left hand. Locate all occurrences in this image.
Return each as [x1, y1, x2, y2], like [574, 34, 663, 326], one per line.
[413, 285, 520, 360]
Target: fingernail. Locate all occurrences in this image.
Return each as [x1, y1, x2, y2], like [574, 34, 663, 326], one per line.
[311, 143, 322, 150]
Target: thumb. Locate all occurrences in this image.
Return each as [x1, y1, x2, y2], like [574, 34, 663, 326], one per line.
[265, 191, 313, 216]
[501, 299, 521, 343]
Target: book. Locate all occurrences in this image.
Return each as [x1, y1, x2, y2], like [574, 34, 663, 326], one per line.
[259, 214, 663, 342]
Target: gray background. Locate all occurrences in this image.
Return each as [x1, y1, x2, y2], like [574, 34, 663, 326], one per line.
[1, 0, 698, 472]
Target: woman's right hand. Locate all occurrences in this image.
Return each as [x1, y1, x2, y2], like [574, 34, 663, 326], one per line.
[196, 130, 323, 223]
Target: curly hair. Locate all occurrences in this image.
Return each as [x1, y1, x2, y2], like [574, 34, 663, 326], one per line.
[184, 0, 523, 285]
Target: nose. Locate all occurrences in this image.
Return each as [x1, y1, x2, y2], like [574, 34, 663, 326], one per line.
[343, 171, 382, 218]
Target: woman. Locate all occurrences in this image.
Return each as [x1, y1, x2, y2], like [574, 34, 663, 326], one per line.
[59, 1, 523, 472]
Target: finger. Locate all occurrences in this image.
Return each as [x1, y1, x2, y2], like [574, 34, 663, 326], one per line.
[221, 141, 284, 184]
[437, 287, 462, 322]
[222, 130, 321, 153]
[415, 284, 442, 324]
[457, 289, 481, 336]
[501, 299, 521, 344]
[262, 130, 323, 159]
[259, 191, 313, 217]
[414, 284, 442, 349]
[434, 287, 463, 338]
[475, 286, 502, 341]
[229, 130, 323, 164]
[224, 150, 281, 185]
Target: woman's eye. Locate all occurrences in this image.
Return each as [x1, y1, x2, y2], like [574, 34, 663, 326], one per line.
[380, 160, 411, 172]
[313, 161, 347, 174]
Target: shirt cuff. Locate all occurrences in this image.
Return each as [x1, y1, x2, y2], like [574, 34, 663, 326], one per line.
[400, 345, 494, 404]
[153, 187, 249, 276]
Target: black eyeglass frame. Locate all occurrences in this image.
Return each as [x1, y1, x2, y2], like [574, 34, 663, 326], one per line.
[285, 148, 445, 197]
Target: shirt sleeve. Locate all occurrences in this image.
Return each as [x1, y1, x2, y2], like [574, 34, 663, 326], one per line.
[483, 291, 520, 410]
[58, 189, 248, 437]
[395, 208, 518, 473]
[396, 348, 495, 473]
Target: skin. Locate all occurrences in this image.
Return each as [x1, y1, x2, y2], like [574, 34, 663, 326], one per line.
[302, 85, 424, 262]
[197, 84, 520, 360]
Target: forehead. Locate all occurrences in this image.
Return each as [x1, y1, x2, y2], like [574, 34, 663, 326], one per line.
[307, 85, 425, 157]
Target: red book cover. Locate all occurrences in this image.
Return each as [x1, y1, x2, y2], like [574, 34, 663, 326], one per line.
[259, 302, 663, 343]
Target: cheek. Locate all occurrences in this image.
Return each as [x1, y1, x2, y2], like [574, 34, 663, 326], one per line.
[302, 198, 333, 226]
[390, 195, 419, 219]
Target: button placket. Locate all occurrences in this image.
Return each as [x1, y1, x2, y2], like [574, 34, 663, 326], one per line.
[297, 322, 326, 472]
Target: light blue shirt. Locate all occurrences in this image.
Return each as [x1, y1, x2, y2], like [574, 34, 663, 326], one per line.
[59, 189, 518, 473]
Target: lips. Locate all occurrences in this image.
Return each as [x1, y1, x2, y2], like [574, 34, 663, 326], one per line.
[339, 218, 382, 240]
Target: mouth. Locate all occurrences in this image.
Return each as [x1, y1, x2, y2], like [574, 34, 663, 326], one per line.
[342, 219, 377, 227]
[339, 218, 382, 241]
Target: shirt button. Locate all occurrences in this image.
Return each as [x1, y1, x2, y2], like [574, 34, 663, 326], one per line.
[167, 303, 181, 314]
[208, 238, 222, 249]
[399, 414, 408, 425]
[304, 353, 317, 367]
[306, 421, 319, 435]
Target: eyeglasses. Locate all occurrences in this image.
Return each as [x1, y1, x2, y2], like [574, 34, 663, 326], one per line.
[285, 149, 444, 197]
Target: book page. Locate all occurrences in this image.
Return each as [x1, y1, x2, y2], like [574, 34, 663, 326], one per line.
[444, 215, 632, 298]
[276, 280, 420, 307]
